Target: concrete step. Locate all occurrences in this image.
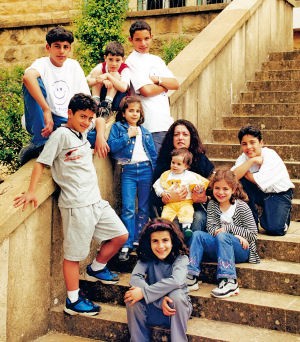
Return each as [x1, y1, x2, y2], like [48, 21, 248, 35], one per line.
[205, 143, 300, 164]
[268, 50, 300, 61]
[222, 115, 300, 130]
[77, 273, 300, 334]
[247, 80, 300, 91]
[255, 70, 300, 81]
[239, 91, 300, 104]
[261, 59, 300, 71]
[50, 302, 300, 342]
[232, 103, 300, 116]
[33, 332, 100, 342]
[212, 129, 300, 145]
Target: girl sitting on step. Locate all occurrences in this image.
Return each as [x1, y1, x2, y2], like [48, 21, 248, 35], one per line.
[187, 168, 260, 298]
[124, 218, 192, 342]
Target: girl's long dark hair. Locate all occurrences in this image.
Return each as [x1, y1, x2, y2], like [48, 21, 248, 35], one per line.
[136, 218, 189, 264]
[209, 168, 248, 204]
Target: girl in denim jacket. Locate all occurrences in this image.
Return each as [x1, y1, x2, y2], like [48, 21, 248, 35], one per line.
[108, 96, 157, 262]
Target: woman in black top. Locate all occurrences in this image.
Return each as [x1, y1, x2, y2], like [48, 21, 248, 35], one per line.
[151, 119, 214, 232]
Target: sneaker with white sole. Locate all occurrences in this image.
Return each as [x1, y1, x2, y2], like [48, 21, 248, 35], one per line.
[211, 278, 239, 298]
[64, 296, 100, 316]
[85, 264, 119, 284]
[186, 274, 199, 291]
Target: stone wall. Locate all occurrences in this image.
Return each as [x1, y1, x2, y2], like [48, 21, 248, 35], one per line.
[0, 3, 226, 68]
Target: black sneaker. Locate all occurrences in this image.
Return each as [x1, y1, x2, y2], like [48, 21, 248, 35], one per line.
[64, 296, 100, 316]
[119, 248, 130, 262]
[19, 143, 44, 166]
[186, 274, 199, 291]
[98, 100, 112, 118]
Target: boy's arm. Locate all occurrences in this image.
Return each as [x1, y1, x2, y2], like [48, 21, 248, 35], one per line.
[23, 69, 53, 137]
[94, 117, 110, 158]
[86, 65, 104, 87]
[232, 156, 263, 181]
[13, 162, 45, 210]
[139, 76, 179, 97]
[105, 72, 128, 93]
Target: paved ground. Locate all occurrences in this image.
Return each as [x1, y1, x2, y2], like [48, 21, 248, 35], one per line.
[33, 332, 103, 342]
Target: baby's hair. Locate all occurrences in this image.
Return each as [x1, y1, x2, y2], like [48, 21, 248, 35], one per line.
[68, 93, 98, 114]
[115, 95, 144, 125]
[129, 20, 151, 38]
[104, 41, 125, 57]
[209, 168, 248, 204]
[46, 26, 74, 45]
[171, 148, 193, 168]
[136, 218, 189, 264]
[238, 125, 262, 143]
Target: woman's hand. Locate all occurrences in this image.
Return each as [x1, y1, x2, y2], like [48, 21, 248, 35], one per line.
[124, 286, 143, 305]
[214, 227, 226, 236]
[235, 235, 249, 249]
[161, 186, 187, 204]
[191, 188, 207, 204]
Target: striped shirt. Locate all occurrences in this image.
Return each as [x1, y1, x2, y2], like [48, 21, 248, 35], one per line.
[207, 199, 260, 264]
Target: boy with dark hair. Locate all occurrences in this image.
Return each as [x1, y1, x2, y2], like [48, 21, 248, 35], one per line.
[20, 26, 108, 165]
[126, 20, 179, 153]
[87, 41, 130, 118]
[14, 93, 128, 316]
[232, 125, 294, 236]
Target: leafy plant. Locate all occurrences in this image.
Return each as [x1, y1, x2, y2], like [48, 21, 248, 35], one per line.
[162, 36, 189, 65]
[0, 66, 30, 172]
[74, 0, 128, 72]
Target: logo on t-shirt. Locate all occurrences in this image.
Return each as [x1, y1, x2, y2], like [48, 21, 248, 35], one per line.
[64, 148, 81, 162]
[52, 80, 70, 105]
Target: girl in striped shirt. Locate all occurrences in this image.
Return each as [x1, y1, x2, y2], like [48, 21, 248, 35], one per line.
[186, 168, 260, 298]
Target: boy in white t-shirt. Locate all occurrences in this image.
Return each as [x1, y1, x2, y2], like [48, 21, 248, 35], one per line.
[126, 20, 179, 153]
[20, 26, 109, 165]
[232, 125, 294, 236]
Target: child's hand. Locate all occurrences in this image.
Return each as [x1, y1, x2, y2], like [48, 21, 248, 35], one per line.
[251, 156, 263, 165]
[192, 184, 204, 193]
[161, 296, 176, 316]
[13, 192, 38, 211]
[124, 286, 143, 305]
[94, 134, 110, 159]
[235, 235, 249, 249]
[42, 109, 54, 137]
[214, 227, 226, 236]
[128, 126, 138, 138]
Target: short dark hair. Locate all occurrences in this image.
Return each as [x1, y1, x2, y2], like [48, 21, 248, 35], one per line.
[104, 41, 125, 57]
[116, 95, 144, 125]
[136, 218, 189, 264]
[238, 125, 262, 143]
[46, 26, 74, 45]
[68, 93, 98, 114]
[171, 148, 193, 167]
[129, 20, 152, 38]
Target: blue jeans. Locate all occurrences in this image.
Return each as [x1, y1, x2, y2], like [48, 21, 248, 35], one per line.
[23, 78, 96, 147]
[151, 131, 167, 154]
[188, 231, 250, 280]
[121, 161, 153, 248]
[241, 178, 293, 236]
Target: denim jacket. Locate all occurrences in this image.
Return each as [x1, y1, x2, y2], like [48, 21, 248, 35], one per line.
[108, 121, 157, 170]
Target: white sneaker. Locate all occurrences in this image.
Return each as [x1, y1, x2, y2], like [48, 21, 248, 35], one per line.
[186, 274, 199, 291]
[211, 278, 239, 298]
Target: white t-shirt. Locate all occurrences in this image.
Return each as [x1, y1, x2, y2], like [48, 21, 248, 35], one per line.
[126, 50, 175, 133]
[27, 57, 90, 118]
[131, 127, 149, 163]
[232, 147, 294, 193]
[37, 126, 101, 208]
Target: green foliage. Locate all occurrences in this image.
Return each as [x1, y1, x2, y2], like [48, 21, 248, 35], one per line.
[0, 66, 30, 172]
[162, 36, 189, 65]
[74, 0, 128, 72]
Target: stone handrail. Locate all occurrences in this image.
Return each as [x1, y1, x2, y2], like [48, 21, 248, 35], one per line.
[168, 0, 295, 141]
[0, 0, 294, 340]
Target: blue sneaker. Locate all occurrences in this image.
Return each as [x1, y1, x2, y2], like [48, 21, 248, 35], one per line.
[85, 265, 119, 284]
[64, 296, 100, 316]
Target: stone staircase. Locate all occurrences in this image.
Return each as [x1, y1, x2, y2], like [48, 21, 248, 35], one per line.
[47, 51, 300, 341]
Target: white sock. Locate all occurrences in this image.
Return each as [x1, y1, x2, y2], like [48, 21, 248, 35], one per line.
[91, 259, 106, 271]
[182, 223, 191, 229]
[121, 247, 129, 252]
[67, 289, 79, 303]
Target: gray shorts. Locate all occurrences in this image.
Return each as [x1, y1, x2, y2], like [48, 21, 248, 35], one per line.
[60, 200, 127, 261]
